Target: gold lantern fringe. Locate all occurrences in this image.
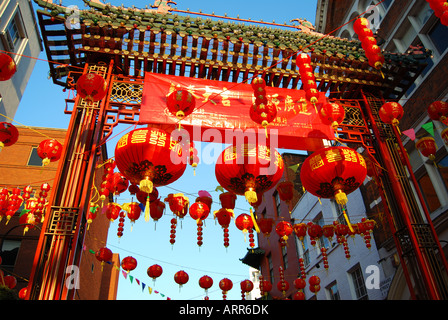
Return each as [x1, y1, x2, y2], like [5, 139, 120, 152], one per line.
[140, 177, 153, 194]
[245, 189, 257, 204]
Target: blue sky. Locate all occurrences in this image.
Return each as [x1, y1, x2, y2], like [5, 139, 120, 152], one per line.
[15, 0, 318, 301]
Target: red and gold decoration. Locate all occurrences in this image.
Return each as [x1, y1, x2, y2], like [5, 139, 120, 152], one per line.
[165, 193, 189, 246]
[0, 53, 17, 81]
[122, 202, 142, 229]
[37, 139, 63, 166]
[189, 201, 210, 247]
[188, 142, 200, 175]
[297, 53, 319, 106]
[235, 213, 255, 248]
[121, 256, 137, 273]
[117, 210, 126, 239]
[293, 277, 306, 300]
[219, 278, 233, 300]
[309, 275, 321, 295]
[293, 223, 307, 249]
[300, 146, 367, 231]
[257, 217, 274, 240]
[105, 202, 121, 222]
[250, 77, 277, 135]
[353, 18, 384, 70]
[259, 275, 272, 299]
[115, 127, 186, 217]
[166, 88, 196, 122]
[319, 102, 345, 130]
[174, 270, 189, 290]
[5, 187, 22, 224]
[298, 258, 306, 279]
[416, 137, 437, 161]
[147, 264, 163, 284]
[427, 100, 448, 125]
[76, 73, 107, 103]
[95, 247, 113, 271]
[0, 122, 19, 152]
[199, 275, 213, 300]
[307, 222, 323, 246]
[219, 192, 237, 213]
[87, 202, 99, 230]
[277, 266, 289, 298]
[240, 279, 254, 300]
[0, 188, 9, 222]
[275, 220, 293, 247]
[215, 143, 284, 204]
[214, 208, 233, 248]
[334, 221, 351, 259]
[379, 102, 404, 134]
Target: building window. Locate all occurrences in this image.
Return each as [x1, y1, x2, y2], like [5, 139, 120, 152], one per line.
[1, 5, 28, 59]
[267, 253, 274, 284]
[281, 245, 288, 270]
[349, 264, 369, 300]
[327, 282, 341, 300]
[273, 190, 281, 217]
[0, 239, 21, 271]
[428, 20, 448, 55]
[27, 147, 42, 166]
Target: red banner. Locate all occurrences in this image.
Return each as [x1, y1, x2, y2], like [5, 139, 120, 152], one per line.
[139, 73, 334, 151]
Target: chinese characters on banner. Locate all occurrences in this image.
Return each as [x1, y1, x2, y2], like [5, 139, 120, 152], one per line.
[139, 73, 335, 151]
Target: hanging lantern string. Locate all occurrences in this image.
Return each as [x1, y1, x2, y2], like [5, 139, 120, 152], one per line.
[164, 0, 389, 126]
[0, 113, 55, 140]
[0, 49, 84, 71]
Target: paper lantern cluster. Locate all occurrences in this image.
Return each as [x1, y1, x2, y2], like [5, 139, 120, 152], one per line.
[428, 0, 448, 26]
[353, 18, 384, 70]
[250, 77, 277, 132]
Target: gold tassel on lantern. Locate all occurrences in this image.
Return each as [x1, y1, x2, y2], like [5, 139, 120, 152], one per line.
[140, 176, 153, 194]
[144, 195, 151, 222]
[245, 189, 257, 204]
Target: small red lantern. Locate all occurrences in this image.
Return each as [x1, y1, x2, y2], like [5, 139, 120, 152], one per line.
[2, 275, 17, 289]
[0, 122, 19, 152]
[293, 291, 306, 300]
[257, 217, 274, 239]
[322, 224, 335, 242]
[250, 77, 277, 133]
[334, 222, 351, 259]
[76, 73, 107, 103]
[149, 199, 165, 226]
[219, 192, 237, 212]
[0, 53, 17, 81]
[199, 275, 214, 298]
[319, 102, 345, 129]
[115, 127, 186, 195]
[37, 139, 63, 166]
[214, 208, 233, 248]
[240, 279, 254, 300]
[122, 202, 142, 228]
[379, 102, 404, 129]
[121, 256, 137, 273]
[235, 213, 255, 248]
[95, 247, 113, 271]
[275, 221, 293, 247]
[307, 222, 323, 246]
[174, 270, 189, 289]
[293, 223, 307, 248]
[294, 278, 306, 291]
[189, 201, 210, 247]
[219, 278, 233, 300]
[87, 202, 99, 230]
[105, 202, 121, 222]
[18, 287, 28, 300]
[309, 275, 321, 294]
[416, 137, 437, 161]
[165, 193, 189, 219]
[166, 88, 196, 121]
[276, 181, 294, 203]
[215, 144, 284, 204]
[147, 264, 163, 283]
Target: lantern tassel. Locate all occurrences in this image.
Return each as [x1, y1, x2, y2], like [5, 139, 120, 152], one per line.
[342, 207, 355, 233]
[245, 190, 257, 204]
[250, 208, 260, 233]
[334, 190, 348, 206]
[42, 158, 51, 166]
[145, 196, 150, 222]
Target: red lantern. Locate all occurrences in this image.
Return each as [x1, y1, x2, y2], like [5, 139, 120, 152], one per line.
[294, 278, 306, 291]
[37, 139, 63, 166]
[250, 77, 277, 132]
[87, 202, 99, 230]
[319, 102, 345, 129]
[219, 278, 233, 300]
[214, 208, 233, 248]
[215, 144, 284, 204]
[276, 181, 294, 203]
[353, 17, 370, 34]
[0, 53, 16, 81]
[0, 122, 19, 151]
[416, 137, 437, 161]
[76, 73, 107, 103]
[95, 247, 113, 271]
[117, 211, 125, 239]
[189, 201, 210, 247]
[110, 172, 129, 196]
[379, 102, 404, 128]
[147, 264, 163, 282]
[322, 224, 335, 241]
[275, 220, 293, 245]
[199, 275, 214, 298]
[428, 101, 448, 124]
[293, 223, 307, 248]
[240, 279, 254, 300]
[5, 188, 22, 224]
[188, 142, 200, 175]
[309, 275, 321, 294]
[257, 217, 273, 238]
[307, 223, 323, 246]
[165, 193, 189, 219]
[260, 279, 272, 297]
[174, 270, 189, 289]
[219, 192, 237, 212]
[235, 213, 256, 248]
[115, 127, 186, 194]
[166, 88, 196, 120]
[105, 202, 121, 222]
[2, 275, 17, 289]
[122, 202, 142, 226]
[121, 256, 137, 273]
[293, 291, 306, 300]
[334, 221, 351, 259]
[149, 199, 165, 225]
[18, 287, 28, 300]
[300, 146, 367, 229]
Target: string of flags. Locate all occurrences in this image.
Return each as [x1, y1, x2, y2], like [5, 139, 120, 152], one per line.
[87, 249, 172, 299]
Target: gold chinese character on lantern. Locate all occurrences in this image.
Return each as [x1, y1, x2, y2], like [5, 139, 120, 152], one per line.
[310, 154, 324, 170]
[116, 133, 129, 149]
[341, 148, 358, 162]
[131, 129, 148, 144]
[325, 149, 343, 163]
